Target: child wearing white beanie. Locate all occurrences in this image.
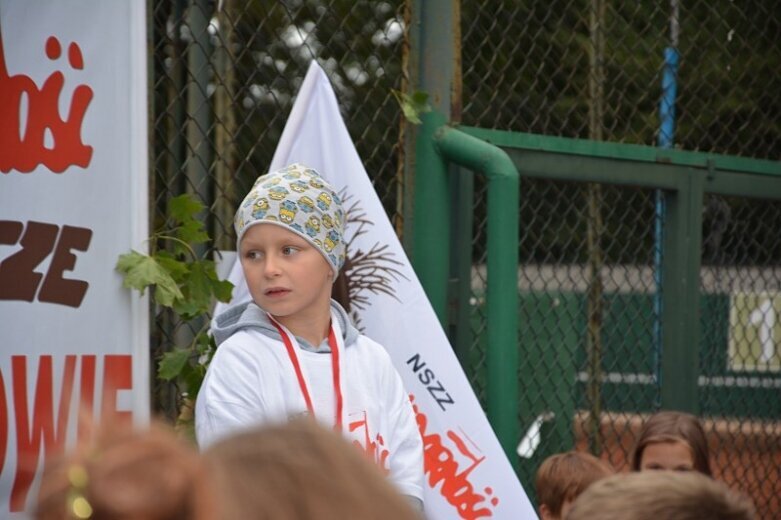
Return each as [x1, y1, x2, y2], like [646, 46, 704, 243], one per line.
[196, 164, 424, 510]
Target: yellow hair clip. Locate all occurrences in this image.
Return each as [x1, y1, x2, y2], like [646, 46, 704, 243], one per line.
[66, 464, 93, 519]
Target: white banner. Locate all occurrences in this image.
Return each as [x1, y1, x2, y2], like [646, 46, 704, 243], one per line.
[0, 1, 149, 515]
[216, 61, 537, 519]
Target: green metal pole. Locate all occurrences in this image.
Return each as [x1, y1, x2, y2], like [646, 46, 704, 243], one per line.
[435, 126, 520, 464]
[412, 113, 450, 323]
[660, 167, 704, 413]
[407, 0, 460, 325]
[450, 167, 474, 366]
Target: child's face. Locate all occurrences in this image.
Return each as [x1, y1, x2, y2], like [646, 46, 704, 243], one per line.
[639, 439, 694, 472]
[240, 223, 333, 323]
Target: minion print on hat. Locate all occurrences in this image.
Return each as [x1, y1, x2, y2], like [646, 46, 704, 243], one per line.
[235, 163, 346, 278]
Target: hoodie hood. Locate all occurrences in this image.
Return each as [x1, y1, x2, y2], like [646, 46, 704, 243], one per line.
[211, 299, 359, 350]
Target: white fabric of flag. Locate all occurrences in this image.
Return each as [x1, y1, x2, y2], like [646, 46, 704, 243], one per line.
[215, 61, 537, 520]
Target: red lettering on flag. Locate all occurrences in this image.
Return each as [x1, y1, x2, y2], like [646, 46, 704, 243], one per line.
[410, 394, 499, 519]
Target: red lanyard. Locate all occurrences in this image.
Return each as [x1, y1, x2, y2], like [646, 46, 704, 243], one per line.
[269, 317, 343, 431]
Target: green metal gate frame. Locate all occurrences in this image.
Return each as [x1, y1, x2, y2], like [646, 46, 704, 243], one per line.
[412, 123, 781, 465]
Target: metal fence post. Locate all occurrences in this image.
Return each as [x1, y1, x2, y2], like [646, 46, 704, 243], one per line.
[434, 126, 520, 466]
[450, 166, 474, 366]
[407, 0, 461, 325]
[185, 0, 213, 215]
[660, 167, 705, 413]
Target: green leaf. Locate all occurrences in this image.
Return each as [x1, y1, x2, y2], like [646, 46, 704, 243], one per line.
[172, 299, 200, 320]
[176, 219, 209, 246]
[173, 261, 213, 318]
[187, 261, 213, 305]
[194, 332, 215, 354]
[392, 89, 431, 125]
[155, 251, 190, 282]
[168, 194, 204, 224]
[410, 90, 430, 106]
[198, 259, 235, 302]
[115, 251, 183, 306]
[401, 104, 422, 125]
[158, 348, 191, 381]
[181, 363, 207, 397]
[176, 261, 234, 316]
[212, 278, 234, 302]
[116, 251, 148, 290]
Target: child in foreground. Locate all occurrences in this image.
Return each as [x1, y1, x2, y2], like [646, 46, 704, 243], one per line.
[535, 450, 614, 520]
[203, 419, 420, 519]
[35, 421, 214, 519]
[565, 471, 755, 520]
[195, 163, 424, 508]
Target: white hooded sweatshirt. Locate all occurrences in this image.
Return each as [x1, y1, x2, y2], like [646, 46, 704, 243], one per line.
[195, 300, 424, 502]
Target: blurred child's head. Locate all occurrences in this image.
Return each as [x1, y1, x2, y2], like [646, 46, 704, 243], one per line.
[565, 471, 755, 520]
[535, 451, 614, 520]
[35, 421, 213, 520]
[202, 419, 419, 519]
[235, 164, 346, 319]
[631, 411, 712, 476]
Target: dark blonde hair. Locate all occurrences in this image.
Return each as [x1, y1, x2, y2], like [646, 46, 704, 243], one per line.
[565, 471, 755, 520]
[535, 451, 614, 517]
[35, 421, 213, 520]
[630, 411, 712, 476]
[203, 419, 419, 520]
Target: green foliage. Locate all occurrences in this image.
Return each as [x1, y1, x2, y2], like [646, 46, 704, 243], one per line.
[115, 194, 233, 420]
[116, 251, 184, 306]
[392, 89, 432, 125]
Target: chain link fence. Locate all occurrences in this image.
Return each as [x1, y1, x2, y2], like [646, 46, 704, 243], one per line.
[460, 1, 780, 517]
[149, 0, 780, 517]
[699, 194, 781, 517]
[149, 0, 407, 413]
[463, 178, 665, 500]
[464, 173, 781, 517]
[462, 0, 780, 159]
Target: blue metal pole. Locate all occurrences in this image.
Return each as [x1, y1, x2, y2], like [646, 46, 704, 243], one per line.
[654, 39, 679, 405]
[658, 47, 680, 149]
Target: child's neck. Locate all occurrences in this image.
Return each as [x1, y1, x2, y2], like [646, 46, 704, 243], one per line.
[273, 309, 331, 348]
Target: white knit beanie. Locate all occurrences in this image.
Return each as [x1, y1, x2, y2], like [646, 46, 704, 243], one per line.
[235, 163, 346, 277]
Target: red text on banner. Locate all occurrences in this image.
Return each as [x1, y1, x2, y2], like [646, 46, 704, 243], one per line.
[0, 32, 93, 174]
[0, 354, 133, 512]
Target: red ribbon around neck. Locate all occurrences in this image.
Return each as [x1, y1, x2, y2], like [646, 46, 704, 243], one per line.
[269, 318, 343, 431]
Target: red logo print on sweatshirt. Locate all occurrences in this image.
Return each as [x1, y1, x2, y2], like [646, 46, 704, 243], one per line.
[348, 411, 391, 474]
[0, 32, 93, 173]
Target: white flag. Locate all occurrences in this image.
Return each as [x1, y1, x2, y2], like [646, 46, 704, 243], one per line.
[216, 61, 538, 520]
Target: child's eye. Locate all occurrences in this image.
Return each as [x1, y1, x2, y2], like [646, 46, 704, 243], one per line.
[245, 250, 262, 260]
[282, 246, 299, 256]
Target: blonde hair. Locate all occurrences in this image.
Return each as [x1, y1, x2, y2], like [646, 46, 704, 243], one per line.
[35, 421, 213, 520]
[202, 419, 419, 519]
[535, 451, 614, 517]
[631, 411, 712, 476]
[565, 471, 755, 520]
